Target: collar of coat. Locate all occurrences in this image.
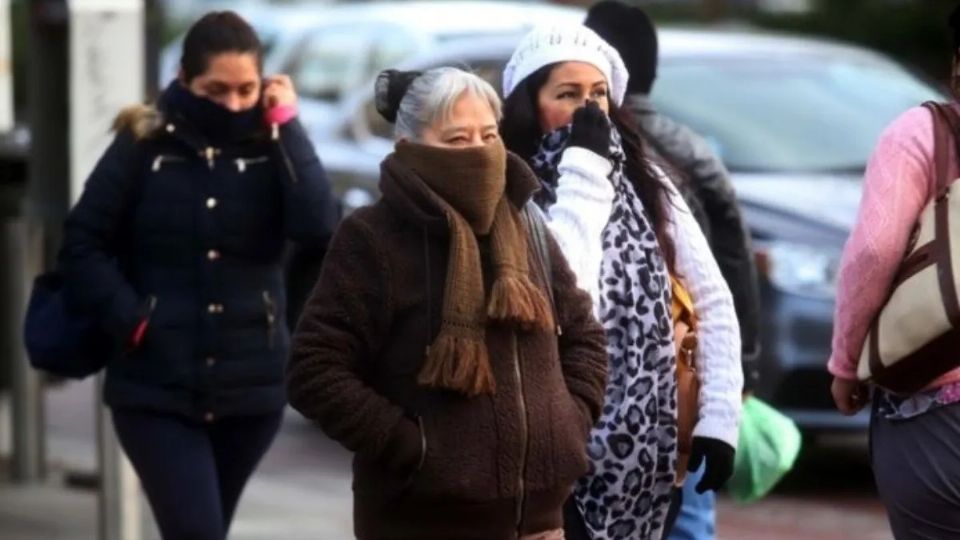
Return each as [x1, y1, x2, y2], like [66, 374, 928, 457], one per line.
[111, 103, 267, 155]
[623, 93, 656, 116]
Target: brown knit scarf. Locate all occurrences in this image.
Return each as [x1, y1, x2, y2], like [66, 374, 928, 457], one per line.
[393, 140, 555, 396]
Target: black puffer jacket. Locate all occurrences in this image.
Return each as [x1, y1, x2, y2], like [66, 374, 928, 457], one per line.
[60, 85, 340, 420]
[626, 94, 761, 391]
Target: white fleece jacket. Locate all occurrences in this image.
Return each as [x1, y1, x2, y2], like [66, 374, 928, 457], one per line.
[544, 147, 743, 449]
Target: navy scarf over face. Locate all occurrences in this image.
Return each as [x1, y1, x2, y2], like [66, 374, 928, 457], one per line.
[159, 81, 264, 144]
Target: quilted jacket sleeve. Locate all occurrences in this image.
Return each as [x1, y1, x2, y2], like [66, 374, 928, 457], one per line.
[59, 130, 146, 342]
[273, 118, 342, 252]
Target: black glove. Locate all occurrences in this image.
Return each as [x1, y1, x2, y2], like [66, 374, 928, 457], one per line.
[687, 437, 735, 494]
[568, 101, 611, 158]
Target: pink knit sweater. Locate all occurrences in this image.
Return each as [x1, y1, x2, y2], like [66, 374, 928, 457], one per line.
[829, 106, 960, 389]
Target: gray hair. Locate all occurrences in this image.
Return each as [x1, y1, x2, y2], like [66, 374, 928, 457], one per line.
[395, 67, 502, 141]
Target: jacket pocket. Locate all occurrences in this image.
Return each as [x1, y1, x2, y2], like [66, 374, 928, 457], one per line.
[407, 397, 500, 501]
[396, 415, 428, 497]
[122, 295, 157, 357]
[262, 291, 277, 350]
[353, 416, 426, 501]
[551, 392, 591, 483]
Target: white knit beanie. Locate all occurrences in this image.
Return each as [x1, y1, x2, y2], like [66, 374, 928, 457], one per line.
[502, 24, 630, 106]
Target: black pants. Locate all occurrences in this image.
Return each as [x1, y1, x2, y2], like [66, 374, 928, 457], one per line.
[563, 488, 683, 540]
[112, 408, 283, 540]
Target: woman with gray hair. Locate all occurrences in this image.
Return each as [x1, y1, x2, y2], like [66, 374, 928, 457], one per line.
[286, 66, 608, 539]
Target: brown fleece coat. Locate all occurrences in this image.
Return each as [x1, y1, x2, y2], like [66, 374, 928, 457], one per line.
[287, 152, 608, 540]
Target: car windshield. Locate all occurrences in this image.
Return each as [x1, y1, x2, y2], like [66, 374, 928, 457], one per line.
[651, 56, 943, 174]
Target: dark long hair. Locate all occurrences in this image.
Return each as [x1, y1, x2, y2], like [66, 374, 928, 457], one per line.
[180, 11, 263, 82]
[500, 63, 677, 272]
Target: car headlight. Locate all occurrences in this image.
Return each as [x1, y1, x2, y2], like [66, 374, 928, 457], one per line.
[755, 241, 840, 299]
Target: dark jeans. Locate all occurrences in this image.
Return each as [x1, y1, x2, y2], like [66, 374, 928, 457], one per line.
[112, 408, 283, 540]
[871, 400, 960, 539]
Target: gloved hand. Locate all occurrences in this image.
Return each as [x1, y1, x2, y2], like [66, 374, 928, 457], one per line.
[382, 416, 424, 475]
[568, 101, 611, 158]
[687, 436, 735, 494]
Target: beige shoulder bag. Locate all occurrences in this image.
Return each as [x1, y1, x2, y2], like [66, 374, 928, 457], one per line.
[857, 102, 960, 394]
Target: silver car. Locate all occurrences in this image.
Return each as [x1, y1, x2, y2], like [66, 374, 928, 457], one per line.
[162, 1, 584, 137]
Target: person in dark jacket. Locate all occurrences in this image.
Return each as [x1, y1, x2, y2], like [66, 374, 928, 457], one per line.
[287, 67, 608, 540]
[584, 2, 762, 539]
[59, 11, 339, 540]
[584, 0, 761, 394]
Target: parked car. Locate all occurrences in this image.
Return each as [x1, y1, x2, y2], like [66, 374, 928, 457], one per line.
[160, 1, 583, 137]
[159, 3, 334, 87]
[313, 28, 945, 433]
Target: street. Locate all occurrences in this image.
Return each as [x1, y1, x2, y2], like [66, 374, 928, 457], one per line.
[34, 379, 890, 540]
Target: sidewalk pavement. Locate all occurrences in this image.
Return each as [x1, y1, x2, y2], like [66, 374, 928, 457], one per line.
[0, 463, 354, 540]
[0, 381, 893, 540]
[0, 379, 355, 540]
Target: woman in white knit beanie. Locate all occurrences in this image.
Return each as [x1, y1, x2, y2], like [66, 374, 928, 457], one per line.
[501, 24, 743, 540]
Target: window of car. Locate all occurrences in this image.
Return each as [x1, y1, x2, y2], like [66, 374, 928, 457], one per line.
[360, 58, 507, 142]
[288, 25, 378, 102]
[369, 30, 421, 78]
[652, 56, 943, 174]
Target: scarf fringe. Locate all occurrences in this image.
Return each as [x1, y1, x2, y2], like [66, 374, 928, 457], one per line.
[417, 332, 495, 396]
[488, 274, 555, 332]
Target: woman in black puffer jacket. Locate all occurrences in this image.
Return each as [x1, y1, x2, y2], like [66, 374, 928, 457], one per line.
[59, 11, 339, 539]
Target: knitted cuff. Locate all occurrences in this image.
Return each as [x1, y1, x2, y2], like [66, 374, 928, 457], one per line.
[827, 354, 859, 381]
[264, 104, 298, 126]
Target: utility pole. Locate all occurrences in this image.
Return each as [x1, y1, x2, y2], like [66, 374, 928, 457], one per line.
[25, 0, 146, 537]
[68, 2, 148, 537]
[0, 0, 12, 132]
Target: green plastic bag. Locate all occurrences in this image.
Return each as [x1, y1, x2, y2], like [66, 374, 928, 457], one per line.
[727, 396, 802, 504]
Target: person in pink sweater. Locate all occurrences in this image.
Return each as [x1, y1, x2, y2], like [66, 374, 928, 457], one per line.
[829, 7, 960, 537]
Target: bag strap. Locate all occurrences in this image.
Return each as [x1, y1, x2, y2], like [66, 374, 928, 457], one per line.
[922, 102, 960, 330]
[670, 275, 698, 330]
[867, 103, 960, 380]
[922, 102, 959, 198]
[523, 202, 560, 335]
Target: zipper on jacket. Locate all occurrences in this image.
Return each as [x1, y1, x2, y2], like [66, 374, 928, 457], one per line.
[423, 229, 433, 357]
[262, 291, 277, 349]
[272, 125, 300, 183]
[234, 156, 270, 173]
[512, 332, 529, 537]
[151, 155, 186, 172]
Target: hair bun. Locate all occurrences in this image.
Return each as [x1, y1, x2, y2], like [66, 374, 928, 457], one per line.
[375, 69, 422, 123]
